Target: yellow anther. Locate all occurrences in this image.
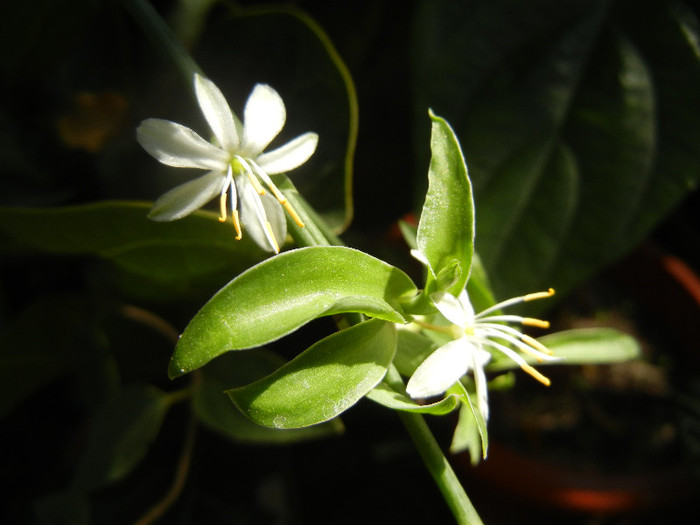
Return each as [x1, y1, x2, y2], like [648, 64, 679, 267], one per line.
[265, 221, 280, 253]
[283, 201, 305, 228]
[521, 363, 551, 386]
[218, 190, 228, 222]
[246, 171, 266, 195]
[522, 317, 550, 329]
[523, 288, 555, 302]
[232, 210, 242, 240]
[521, 334, 553, 355]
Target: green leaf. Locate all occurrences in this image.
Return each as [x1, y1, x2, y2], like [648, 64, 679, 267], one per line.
[227, 319, 396, 428]
[366, 381, 460, 415]
[416, 111, 474, 296]
[393, 328, 439, 378]
[0, 202, 266, 300]
[412, 1, 700, 300]
[170, 246, 417, 377]
[71, 385, 169, 492]
[193, 351, 344, 443]
[449, 381, 488, 462]
[487, 327, 641, 372]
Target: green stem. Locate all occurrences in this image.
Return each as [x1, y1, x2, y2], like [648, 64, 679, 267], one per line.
[398, 411, 483, 525]
[383, 365, 481, 524]
[120, 0, 203, 90]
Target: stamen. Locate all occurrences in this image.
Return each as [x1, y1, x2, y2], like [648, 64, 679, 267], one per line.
[521, 334, 554, 355]
[521, 363, 551, 386]
[249, 160, 305, 228]
[412, 318, 461, 337]
[232, 210, 242, 240]
[218, 188, 228, 222]
[246, 170, 266, 195]
[521, 318, 550, 329]
[282, 201, 305, 228]
[524, 288, 555, 302]
[264, 221, 280, 253]
[236, 156, 266, 195]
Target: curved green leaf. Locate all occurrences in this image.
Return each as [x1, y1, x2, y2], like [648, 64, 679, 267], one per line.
[193, 351, 344, 443]
[366, 381, 460, 415]
[416, 111, 474, 296]
[226, 319, 396, 428]
[170, 247, 417, 377]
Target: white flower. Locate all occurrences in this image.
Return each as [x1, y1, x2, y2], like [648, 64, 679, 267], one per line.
[136, 73, 318, 253]
[406, 288, 556, 421]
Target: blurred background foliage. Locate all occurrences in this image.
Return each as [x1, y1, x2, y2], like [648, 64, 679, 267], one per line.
[2, 0, 700, 523]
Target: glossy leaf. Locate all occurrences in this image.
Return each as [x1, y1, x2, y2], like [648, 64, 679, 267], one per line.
[412, 0, 700, 300]
[227, 319, 396, 428]
[487, 327, 640, 372]
[416, 111, 474, 296]
[393, 328, 439, 378]
[193, 351, 344, 443]
[0, 202, 265, 300]
[71, 385, 169, 492]
[170, 246, 416, 377]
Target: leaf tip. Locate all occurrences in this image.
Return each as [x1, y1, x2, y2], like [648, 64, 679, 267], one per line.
[167, 359, 189, 379]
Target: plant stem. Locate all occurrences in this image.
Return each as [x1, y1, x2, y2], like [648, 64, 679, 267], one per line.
[398, 411, 483, 524]
[120, 0, 203, 90]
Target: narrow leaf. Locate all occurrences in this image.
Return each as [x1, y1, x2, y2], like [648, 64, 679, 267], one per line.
[227, 319, 396, 428]
[366, 381, 460, 415]
[416, 111, 474, 295]
[488, 327, 641, 372]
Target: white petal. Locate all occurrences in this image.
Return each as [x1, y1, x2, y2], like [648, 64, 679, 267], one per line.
[431, 291, 468, 329]
[471, 347, 491, 422]
[137, 119, 229, 170]
[255, 132, 318, 174]
[406, 339, 471, 398]
[194, 74, 240, 152]
[148, 170, 225, 221]
[238, 179, 286, 252]
[458, 289, 476, 320]
[242, 84, 286, 156]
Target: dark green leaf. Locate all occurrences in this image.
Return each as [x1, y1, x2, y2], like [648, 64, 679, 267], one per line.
[0, 202, 265, 300]
[413, 0, 700, 300]
[71, 385, 169, 492]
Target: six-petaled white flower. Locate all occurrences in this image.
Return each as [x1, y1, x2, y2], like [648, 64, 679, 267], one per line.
[406, 287, 556, 422]
[137, 73, 318, 253]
